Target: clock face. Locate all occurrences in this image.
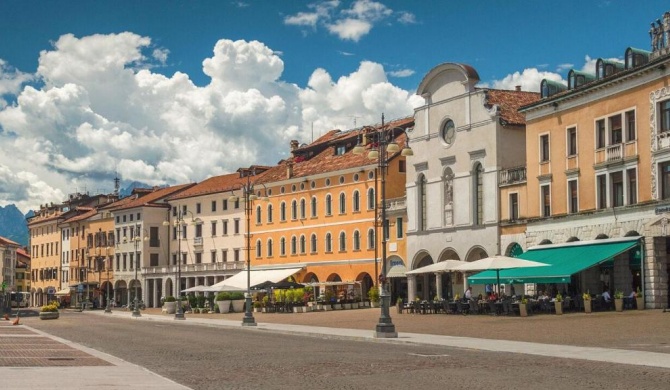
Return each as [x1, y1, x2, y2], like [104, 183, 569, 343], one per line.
[442, 120, 455, 145]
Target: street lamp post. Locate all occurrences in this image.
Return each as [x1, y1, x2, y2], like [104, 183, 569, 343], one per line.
[163, 209, 194, 320]
[104, 247, 112, 313]
[132, 225, 148, 318]
[229, 168, 268, 327]
[354, 114, 412, 339]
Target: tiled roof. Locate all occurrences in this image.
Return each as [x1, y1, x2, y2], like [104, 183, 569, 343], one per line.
[27, 210, 63, 226]
[17, 248, 30, 259]
[258, 117, 414, 184]
[62, 208, 97, 224]
[109, 183, 195, 211]
[168, 171, 271, 200]
[100, 195, 137, 210]
[482, 89, 540, 126]
[0, 236, 20, 247]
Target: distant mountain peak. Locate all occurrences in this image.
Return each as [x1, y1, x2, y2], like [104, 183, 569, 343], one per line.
[0, 204, 29, 247]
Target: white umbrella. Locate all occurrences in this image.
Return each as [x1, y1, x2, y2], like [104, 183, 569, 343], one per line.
[181, 286, 210, 293]
[454, 255, 548, 295]
[405, 260, 466, 274]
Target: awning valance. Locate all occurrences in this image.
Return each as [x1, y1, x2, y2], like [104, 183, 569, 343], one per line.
[204, 267, 303, 292]
[386, 264, 407, 278]
[468, 237, 641, 284]
[55, 288, 71, 296]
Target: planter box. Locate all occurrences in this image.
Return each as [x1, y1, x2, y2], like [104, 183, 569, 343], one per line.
[253, 308, 262, 313]
[323, 304, 332, 311]
[362, 301, 370, 308]
[163, 302, 176, 314]
[39, 311, 59, 320]
[614, 298, 624, 312]
[584, 301, 592, 313]
[342, 303, 352, 310]
[216, 300, 231, 314]
[636, 297, 644, 310]
[519, 304, 528, 317]
[370, 301, 380, 308]
[555, 301, 563, 315]
[231, 300, 245, 313]
[316, 304, 324, 311]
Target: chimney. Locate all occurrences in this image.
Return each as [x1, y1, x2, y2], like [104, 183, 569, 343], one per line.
[287, 161, 294, 179]
[290, 140, 300, 151]
[515, 85, 521, 92]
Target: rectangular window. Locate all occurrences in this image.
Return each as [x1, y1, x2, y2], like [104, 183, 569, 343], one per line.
[223, 199, 228, 210]
[129, 213, 134, 221]
[211, 221, 217, 236]
[625, 110, 636, 141]
[195, 224, 202, 238]
[596, 119, 606, 148]
[182, 253, 187, 265]
[611, 171, 624, 207]
[195, 252, 202, 264]
[568, 180, 578, 214]
[222, 250, 228, 263]
[661, 101, 670, 132]
[234, 199, 240, 209]
[222, 220, 228, 235]
[541, 185, 551, 217]
[172, 254, 177, 265]
[627, 168, 637, 205]
[150, 227, 159, 247]
[540, 134, 550, 162]
[196, 203, 201, 214]
[396, 217, 403, 239]
[383, 219, 390, 241]
[609, 114, 622, 144]
[150, 254, 159, 267]
[172, 207, 177, 217]
[211, 201, 216, 212]
[234, 249, 240, 262]
[567, 127, 577, 156]
[509, 193, 519, 221]
[234, 219, 240, 234]
[399, 160, 406, 173]
[211, 251, 217, 263]
[597, 174, 607, 209]
[335, 145, 346, 155]
[661, 161, 670, 199]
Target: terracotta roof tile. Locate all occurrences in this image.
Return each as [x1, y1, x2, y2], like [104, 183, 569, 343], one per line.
[62, 208, 98, 223]
[168, 170, 271, 200]
[110, 183, 195, 211]
[0, 236, 21, 247]
[17, 247, 30, 258]
[481, 89, 540, 126]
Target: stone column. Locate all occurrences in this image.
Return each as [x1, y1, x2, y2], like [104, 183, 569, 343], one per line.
[435, 273, 443, 300]
[407, 275, 417, 302]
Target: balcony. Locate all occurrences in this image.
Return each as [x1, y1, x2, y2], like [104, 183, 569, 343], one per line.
[499, 166, 526, 186]
[606, 143, 622, 161]
[595, 141, 638, 166]
[383, 197, 406, 211]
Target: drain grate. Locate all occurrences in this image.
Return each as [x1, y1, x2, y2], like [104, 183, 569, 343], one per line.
[48, 357, 75, 361]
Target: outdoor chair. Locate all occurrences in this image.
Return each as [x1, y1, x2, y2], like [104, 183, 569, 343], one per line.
[456, 301, 468, 315]
[469, 300, 479, 315]
[487, 301, 497, 316]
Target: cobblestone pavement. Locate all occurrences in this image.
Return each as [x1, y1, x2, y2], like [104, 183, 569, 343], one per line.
[20, 310, 670, 390]
[139, 307, 670, 354]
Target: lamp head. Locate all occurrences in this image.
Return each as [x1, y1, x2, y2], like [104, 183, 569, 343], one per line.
[386, 141, 400, 153]
[368, 150, 379, 160]
[401, 146, 414, 156]
[353, 143, 366, 155]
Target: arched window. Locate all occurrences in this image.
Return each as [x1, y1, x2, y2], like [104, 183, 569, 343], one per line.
[267, 204, 273, 223]
[325, 233, 332, 252]
[256, 205, 262, 224]
[367, 188, 375, 210]
[280, 237, 286, 256]
[311, 196, 317, 217]
[291, 200, 297, 220]
[473, 163, 483, 225]
[339, 231, 346, 251]
[352, 190, 360, 212]
[339, 192, 346, 214]
[310, 234, 317, 253]
[353, 230, 360, 250]
[418, 174, 427, 231]
[368, 228, 375, 249]
[291, 236, 297, 254]
[267, 239, 273, 257]
[255, 239, 262, 258]
[300, 199, 306, 219]
[280, 202, 286, 221]
[299, 235, 306, 254]
[325, 194, 332, 216]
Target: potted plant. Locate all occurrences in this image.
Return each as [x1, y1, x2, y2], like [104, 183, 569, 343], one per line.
[554, 293, 563, 315]
[39, 302, 60, 320]
[230, 292, 245, 313]
[323, 289, 335, 310]
[583, 292, 592, 313]
[614, 290, 624, 312]
[163, 296, 177, 314]
[261, 296, 270, 312]
[253, 301, 262, 313]
[215, 292, 231, 314]
[635, 287, 644, 310]
[396, 297, 403, 314]
[519, 297, 528, 317]
[368, 287, 380, 308]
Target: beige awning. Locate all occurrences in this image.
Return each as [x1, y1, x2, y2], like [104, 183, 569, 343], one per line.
[204, 267, 303, 292]
[55, 288, 71, 296]
[386, 264, 407, 278]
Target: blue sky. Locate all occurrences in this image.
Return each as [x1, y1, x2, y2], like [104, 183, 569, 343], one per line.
[0, 0, 667, 212]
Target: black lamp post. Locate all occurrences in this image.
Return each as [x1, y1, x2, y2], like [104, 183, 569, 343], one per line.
[132, 225, 148, 317]
[105, 247, 112, 313]
[354, 114, 412, 338]
[229, 168, 268, 327]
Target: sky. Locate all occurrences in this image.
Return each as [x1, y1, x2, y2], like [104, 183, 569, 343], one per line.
[0, 0, 667, 213]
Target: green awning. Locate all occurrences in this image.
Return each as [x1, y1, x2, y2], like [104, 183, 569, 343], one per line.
[468, 238, 641, 284]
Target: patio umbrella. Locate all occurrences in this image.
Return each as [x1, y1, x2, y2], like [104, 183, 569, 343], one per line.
[268, 280, 305, 289]
[406, 260, 466, 300]
[454, 255, 548, 296]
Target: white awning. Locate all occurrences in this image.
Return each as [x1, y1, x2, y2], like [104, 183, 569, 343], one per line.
[386, 264, 407, 278]
[55, 288, 71, 296]
[405, 260, 467, 275]
[181, 286, 211, 293]
[204, 267, 303, 292]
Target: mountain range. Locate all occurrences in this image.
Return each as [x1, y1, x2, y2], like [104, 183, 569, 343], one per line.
[0, 204, 29, 247]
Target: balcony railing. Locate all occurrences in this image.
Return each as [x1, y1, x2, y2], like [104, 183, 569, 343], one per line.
[383, 197, 406, 211]
[193, 237, 203, 246]
[606, 143, 623, 161]
[499, 166, 526, 186]
[143, 261, 244, 275]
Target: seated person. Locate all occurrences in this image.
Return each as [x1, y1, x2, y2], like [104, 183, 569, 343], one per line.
[602, 290, 612, 303]
[489, 291, 498, 302]
[628, 291, 636, 299]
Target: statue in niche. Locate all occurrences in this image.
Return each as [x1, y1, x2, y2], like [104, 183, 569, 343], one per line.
[444, 175, 453, 226]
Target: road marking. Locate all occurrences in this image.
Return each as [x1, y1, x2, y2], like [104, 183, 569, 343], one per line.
[408, 353, 450, 357]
